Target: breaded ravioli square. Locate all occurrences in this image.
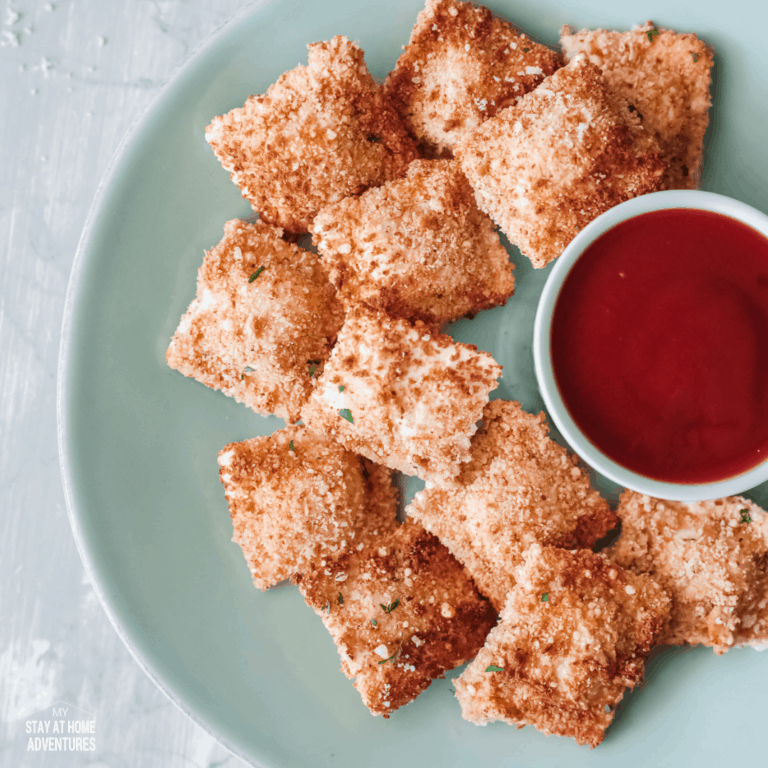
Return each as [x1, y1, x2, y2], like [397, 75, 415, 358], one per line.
[311, 159, 515, 327]
[384, 0, 561, 154]
[218, 426, 398, 591]
[561, 21, 713, 190]
[293, 520, 497, 716]
[407, 400, 617, 610]
[166, 219, 344, 423]
[300, 308, 502, 481]
[455, 55, 665, 268]
[610, 492, 768, 654]
[454, 544, 670, 747]
[205, 36, 418, 235]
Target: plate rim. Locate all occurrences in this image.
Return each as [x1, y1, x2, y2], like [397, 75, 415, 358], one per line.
[56, 3, 277, 766]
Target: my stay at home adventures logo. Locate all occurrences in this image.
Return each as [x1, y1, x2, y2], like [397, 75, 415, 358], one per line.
[24, 700, 96, 753]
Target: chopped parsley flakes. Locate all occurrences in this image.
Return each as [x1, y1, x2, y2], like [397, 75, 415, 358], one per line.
[243, 366, 254, 373]
[366, 134, 381, 143]
[740, 509, 753, 524]
[485, 665, 504, 672]
[248, 266, 266, 283]
[339, 408, 354, 424]
[378, 649, 400, 665]
[541, 592, 550, 602]
[380, 599, 399, 614]
[371, 619, 377, 627]
[308, 362, 318, 378]
[691, 51, 699, 62]
[338, 592, 344, 605]
[289, 440, 295, 451]
[646, 27, 660, 42]
[338, 385, 345, 392]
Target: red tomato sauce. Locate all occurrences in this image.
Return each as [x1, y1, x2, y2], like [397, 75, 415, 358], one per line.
[551, 208, 768, 484]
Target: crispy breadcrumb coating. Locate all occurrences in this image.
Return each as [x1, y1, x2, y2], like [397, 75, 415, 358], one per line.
[455, 55, 665, 268]
[166, 219, 344, 422]
[205, 36, 418, 234]
[300, 308, 502, 481]
[218, 427, 398, 590]
[293, 520, 497, 716]
[610, 491, 768, 654]
[385, 0, 561, 154]
[561, 21, 713, 190]
[407, 400, 617, 610]
[454, 544, 670, 747]
[311, 159, 515, 327]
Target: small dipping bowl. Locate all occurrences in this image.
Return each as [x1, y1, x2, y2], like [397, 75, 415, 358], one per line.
[534, 190, 768, 501]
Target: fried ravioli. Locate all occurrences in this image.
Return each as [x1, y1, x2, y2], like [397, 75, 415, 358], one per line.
[385, 0, 561, 154]
[455, 55, 665, 268]
[166, 219, 344, 422]
[610, 491, 768, 654]
[407, 400, 617, 610]
[561, 21, 714, 190]
[293, 520, 497, 716]
[454, 544, 670, 747]
[311, 159, 515, 327]
[206, 36, 418, 234]
[218, 426, 398, 590]
[300, 308, 502, 481]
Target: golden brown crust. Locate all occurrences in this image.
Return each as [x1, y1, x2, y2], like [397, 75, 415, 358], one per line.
[454, 544, 670, 747]
[561, 21, 714, 190]
[205, 36, 419, 234]
[407, 400, 617, 610]
[217, 426, 398, 591]
[311, 159, 514, 327]
[293, 520, 497, 716]
[455, 55, 665, 268]
[385, 0, 562, 154]
[610, 491, 768, 654]
[165, 219, 344, 422]
[300, 308, 502, 481]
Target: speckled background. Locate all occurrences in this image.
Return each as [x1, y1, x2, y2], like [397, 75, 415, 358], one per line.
[0, 2, 251, 765]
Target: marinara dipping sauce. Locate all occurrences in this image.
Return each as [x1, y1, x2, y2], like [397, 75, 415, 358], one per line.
[551, 208, 768, 484]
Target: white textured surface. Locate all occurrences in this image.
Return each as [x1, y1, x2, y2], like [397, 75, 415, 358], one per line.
[0, 1, 251, 765]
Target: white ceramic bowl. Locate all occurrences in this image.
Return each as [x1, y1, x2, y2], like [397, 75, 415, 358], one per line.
[533, 190, 768, 501]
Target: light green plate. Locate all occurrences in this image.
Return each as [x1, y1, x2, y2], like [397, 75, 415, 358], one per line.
[59, 0, 768, 765]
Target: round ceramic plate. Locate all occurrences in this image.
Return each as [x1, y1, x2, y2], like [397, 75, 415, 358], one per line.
[59, 0, 768, 765]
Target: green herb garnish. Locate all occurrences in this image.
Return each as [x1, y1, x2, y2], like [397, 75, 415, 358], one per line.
[289, 440, 295, 451]
[339, 385, 345, 392]
[308, 363, 318, 377]
[740, 509, 753, 524]
[339, 408, 354, 424]
[248, 266, 266, 282]
[541, 592, 550, 602]
[380, 599, 400, 614]
[485, 665, 504, 672]
[646, 27, 659, 42]
[522, 47, 530, 52]
[366, 134, 381, 143]
[691, 51, 699, 63]
[243, 366, 254, 373]
[371, 619, 378, 627]
[338, 593, 344, 605]
[378, 649, 400, 665]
